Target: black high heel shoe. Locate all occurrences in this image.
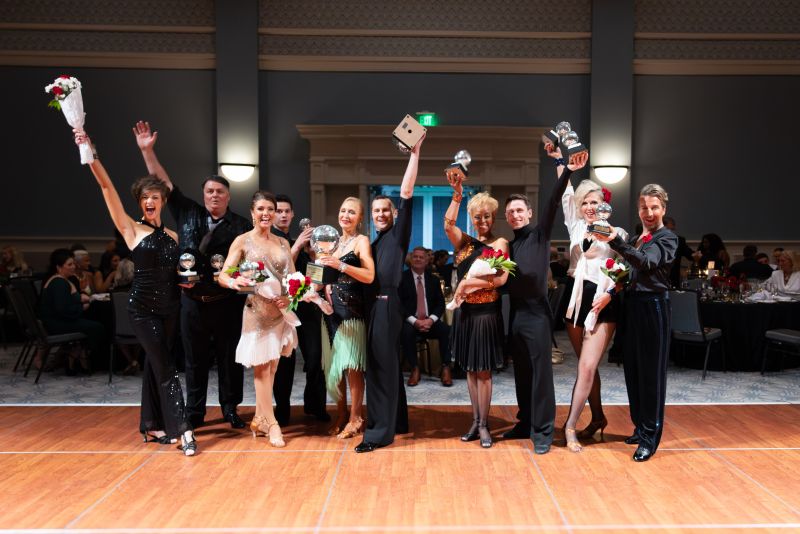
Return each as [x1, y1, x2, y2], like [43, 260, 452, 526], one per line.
[478, 424, 492, 449]
[180, 431, 197, 456]
[460, 419, 480, 442]
[577, 416, 608, 440]
[141, 431, 176, 444]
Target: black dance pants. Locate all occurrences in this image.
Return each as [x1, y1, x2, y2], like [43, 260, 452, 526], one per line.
[400, 319, 452, 368]
[180, 293, 245, 420]
[509, 305, 556, 446]
[129, 308, 191, 438]
[364, 295, 409, 446]
[296, 301, 327, 417]
[622, 292, 671, 452]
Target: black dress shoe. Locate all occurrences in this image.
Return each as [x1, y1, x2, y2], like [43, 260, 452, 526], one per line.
[624, 434, 640, 445]
[633, 445, 654, 462]
[533, 443, 551, 455]
[502, 425, 529, 440]
[355, 441, 380, 453]
[223, 411, 246, 429]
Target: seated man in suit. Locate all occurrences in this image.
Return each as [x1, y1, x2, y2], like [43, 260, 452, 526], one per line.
[400, 247, 453, 387]
[729, 245, 774, 281]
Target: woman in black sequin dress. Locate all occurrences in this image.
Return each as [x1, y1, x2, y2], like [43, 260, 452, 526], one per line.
[76, 129, 196, 456]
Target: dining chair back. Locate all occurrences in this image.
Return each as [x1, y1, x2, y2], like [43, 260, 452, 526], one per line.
[669, 290, 725, 380]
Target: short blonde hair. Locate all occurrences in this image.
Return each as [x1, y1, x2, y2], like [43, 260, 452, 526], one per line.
[573, 179, 603, 210]
[467, 192, 499, 217]
[778, 250, 799, 272]
[639, 183, 669, 207]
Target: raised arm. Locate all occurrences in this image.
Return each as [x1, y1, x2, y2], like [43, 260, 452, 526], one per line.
[399, 134, 424, 199]
[540, 152, 587, 239]
[76, 130, 139, 250]
[133, 121, 173, 191]
[444, 170, 465, 248]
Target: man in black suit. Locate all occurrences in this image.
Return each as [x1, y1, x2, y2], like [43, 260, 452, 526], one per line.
[399, 246, 452, 387]
[729, 245, 774, 281]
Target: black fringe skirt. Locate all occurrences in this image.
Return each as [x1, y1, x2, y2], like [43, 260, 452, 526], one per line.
[450, 300, 504, 372]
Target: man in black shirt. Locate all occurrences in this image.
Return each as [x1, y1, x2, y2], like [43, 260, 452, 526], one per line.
[271, 194, 329, 423]
[502, 152, 587, 454]
[134, 121, 250, 429]
[355, 137, 424, 453]
[729, 245, 774, 281]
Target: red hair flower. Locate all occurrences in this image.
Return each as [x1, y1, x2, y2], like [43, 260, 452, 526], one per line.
[642, 234, 653, 244]
[605, 258, 615, 269]
[602, 188, 612, 203]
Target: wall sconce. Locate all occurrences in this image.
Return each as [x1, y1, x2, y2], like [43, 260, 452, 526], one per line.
[219, 164, 256, 182]
[593, 166, 628, 184]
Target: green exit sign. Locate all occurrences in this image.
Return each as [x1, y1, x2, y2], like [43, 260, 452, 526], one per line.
[416, 112, 438, 127]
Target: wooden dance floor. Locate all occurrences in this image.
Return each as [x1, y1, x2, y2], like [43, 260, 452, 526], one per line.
[1, 404, 799, 533]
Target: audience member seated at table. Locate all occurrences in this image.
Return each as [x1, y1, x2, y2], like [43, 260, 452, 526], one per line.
[71, 249, 97, 296]
[110, 258, 135, 292]
[1, 246, 30, 276]
[755, 252, 771, 266]
[692, 233, 730, 270]
[39, 248, 106, 374]
[768, 250, 800, 295]
[771, 247, 784, 270]
[94, 253, 121, 293]
[729, 245, 774, 281]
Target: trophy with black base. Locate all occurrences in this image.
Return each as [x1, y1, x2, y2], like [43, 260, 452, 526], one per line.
[392, 114, 427, 154]
[445, 149, 471, 186]
[210, 254, 225, 283]
[587, 202, 613, 237]
[542, 121, 571, 152]
[560, 130, 589, 166]
[177, 252, 200, 284]
[306, 225, 341, 285]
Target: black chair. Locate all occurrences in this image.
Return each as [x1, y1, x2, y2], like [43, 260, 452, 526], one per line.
[5, 284, 87, 383]
[761, 328, 800, 375]
[108, 291, 140, 384]
[669, 290, 726, 380]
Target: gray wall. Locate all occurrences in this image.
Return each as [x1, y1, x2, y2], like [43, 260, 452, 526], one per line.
[0, 66, 216, 237]
[259, 71, 591, 241]
[633, 75, 800, 241]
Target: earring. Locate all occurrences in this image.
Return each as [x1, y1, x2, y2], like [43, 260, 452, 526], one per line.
[252, 216, 257, 227]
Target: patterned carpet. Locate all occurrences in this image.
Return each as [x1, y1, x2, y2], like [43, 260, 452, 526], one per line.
[1, 331, 798, 406]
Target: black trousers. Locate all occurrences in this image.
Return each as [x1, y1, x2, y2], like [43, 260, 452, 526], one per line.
[180, 293, 245, 420]
[296, 301, 327, 417]
[130, 308, 190, 439]
[400, 319, 452, 367]
[364, 295, 408, 446]
[509, 305, 556, 446]
[623, 292, 671, 452]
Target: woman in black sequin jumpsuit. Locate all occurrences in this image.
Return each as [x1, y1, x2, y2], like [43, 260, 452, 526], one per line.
[76, 129, 196, 456]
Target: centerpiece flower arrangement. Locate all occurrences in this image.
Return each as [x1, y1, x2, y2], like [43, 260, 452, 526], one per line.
[44, 75, 94, 164]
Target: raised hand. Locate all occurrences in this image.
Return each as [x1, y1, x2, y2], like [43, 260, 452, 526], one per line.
[132, 120, 158, 151]
[544, 142, 562, 159]
[73, 127, 90, 146]
[411, 132, 426, 156]
[567, 151, 589, 172]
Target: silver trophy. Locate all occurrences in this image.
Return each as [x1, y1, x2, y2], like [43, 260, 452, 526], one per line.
[307, 225, 341, 284]
[560, 130, 588, 165]
[542, 120, 571, 149]
[587, 202, 613, 237]
[298, 218, 312, 231]
[210, 254, 225, 282]
[177, 252, 200, 284]
[236, 260, 261, 293]
[446, 149, 471, 186]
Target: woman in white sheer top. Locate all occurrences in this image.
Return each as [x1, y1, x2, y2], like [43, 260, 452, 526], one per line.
[559, 165, 627, 453]
[768, 250, 800, 295]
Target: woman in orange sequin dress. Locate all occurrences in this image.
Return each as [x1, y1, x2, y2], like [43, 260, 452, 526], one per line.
[444, 170, 510, 449]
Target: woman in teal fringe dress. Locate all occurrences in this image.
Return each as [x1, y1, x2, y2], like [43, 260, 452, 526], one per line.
[317, 197, 375, 439]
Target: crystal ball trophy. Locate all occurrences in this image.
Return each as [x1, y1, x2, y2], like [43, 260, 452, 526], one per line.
[306, 225, 341, 284]
[210, 254, 225, 282]
[392, 114, 426, 154]
[542, 120, 571, 150]
[177, 252, 200, 284]
[587, 202, 613, 237]
[236, 260, 260, 293]
[298, 218, 312, 231]
[560, 130, 589, 165]
[445, 149, 471, 186]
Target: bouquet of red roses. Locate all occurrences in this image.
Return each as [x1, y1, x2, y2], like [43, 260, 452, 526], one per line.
[480, 247, 517, 276]
[601, 257, 629, 284]
[284, 272, 312, 311]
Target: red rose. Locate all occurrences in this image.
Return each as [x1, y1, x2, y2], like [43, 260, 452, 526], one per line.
[494, 249, 503, 258]
[288, 279, 301, 295]
[503, 251, 509, 260]
[605, 258, 615, 269]
[59, 75, 70, 79]
[257, 261, 265, 270]
[52, 86, 63, 95]
[232, 272, 240, 279]
[642, 234, 652, 243]
[602, 188, 612, 203]
[305, 276, 311, 286]
[481, 248, 493, 258]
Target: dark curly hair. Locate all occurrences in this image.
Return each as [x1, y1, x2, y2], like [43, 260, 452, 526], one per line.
[130, 175, 170, 202]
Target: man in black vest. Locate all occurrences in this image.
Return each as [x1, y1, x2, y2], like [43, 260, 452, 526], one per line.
[271, 194, 329, 423]
[399, 246, 452, 387]
[134, 121, 250, 429]
[355, 136, 424, 453]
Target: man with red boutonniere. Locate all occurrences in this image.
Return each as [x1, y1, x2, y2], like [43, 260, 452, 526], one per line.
[591, 184, 678, 462]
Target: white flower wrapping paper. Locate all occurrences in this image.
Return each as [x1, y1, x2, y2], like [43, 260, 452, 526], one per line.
[60, 88, 94, 165]
[255, 278, 300, 327]
[446, 258, 496, 310]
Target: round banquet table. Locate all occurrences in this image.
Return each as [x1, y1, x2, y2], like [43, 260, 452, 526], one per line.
[676, 300, 800, 371]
